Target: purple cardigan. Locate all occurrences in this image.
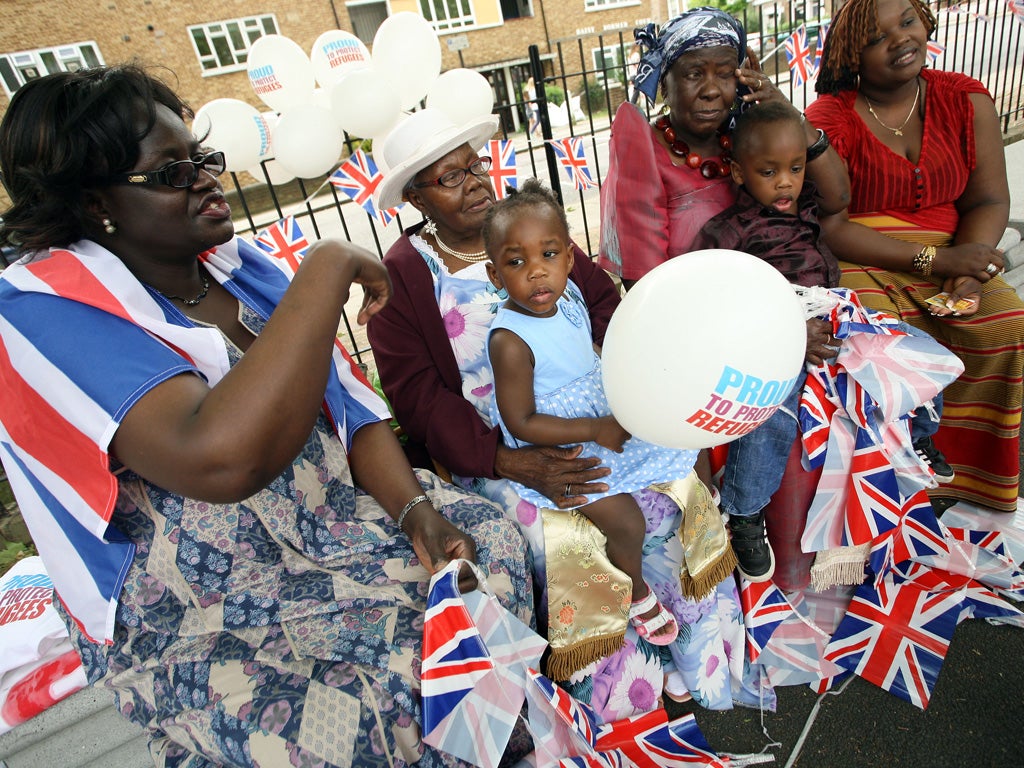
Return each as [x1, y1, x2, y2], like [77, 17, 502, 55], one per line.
[367, 222, 621, 479]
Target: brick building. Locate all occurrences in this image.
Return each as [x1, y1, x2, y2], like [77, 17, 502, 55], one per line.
[0, 0, 682, 131]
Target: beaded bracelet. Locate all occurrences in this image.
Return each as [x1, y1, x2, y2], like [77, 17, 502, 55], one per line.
[912, 245, 937, 276]
[397, 494, 429, 532]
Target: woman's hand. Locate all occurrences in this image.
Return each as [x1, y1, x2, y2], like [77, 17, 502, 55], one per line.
[932, 243, 1004, 283]
[736, 67, 787, 106]
[928, 275, 982, 318]
[403, 504, 479, 592]
[805, 317, 840, 366]
[593, 416, 630, 453]
[495, 443, 611, 509]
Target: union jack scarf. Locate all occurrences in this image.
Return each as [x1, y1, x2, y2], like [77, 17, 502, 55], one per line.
[0, 236, 389, 644]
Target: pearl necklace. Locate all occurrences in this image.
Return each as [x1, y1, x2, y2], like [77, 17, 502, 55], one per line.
[424, 218, 489, 262]
[864, 80, 920, 137]
[654, 115, 732, 179]
[157, 273, 210, 305]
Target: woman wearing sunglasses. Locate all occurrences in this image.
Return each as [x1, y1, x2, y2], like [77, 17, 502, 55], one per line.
[0, 65, 534, 767]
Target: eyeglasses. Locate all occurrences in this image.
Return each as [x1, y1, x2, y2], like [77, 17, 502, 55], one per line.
[100, 151, 227, 189]
[411, 157, 492, 189]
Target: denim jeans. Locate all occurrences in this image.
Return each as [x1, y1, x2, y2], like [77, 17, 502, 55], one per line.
[720, 319, 944, 520]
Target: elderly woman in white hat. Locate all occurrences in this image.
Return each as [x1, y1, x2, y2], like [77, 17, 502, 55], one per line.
[368, 111, 747, 718]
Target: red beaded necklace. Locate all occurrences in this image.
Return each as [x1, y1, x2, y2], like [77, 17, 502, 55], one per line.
[654, 114, 733, 179]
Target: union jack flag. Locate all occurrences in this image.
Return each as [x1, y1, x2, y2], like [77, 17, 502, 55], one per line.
[740, 577, 794, 662]
[1012, 1, 1024, 25]
[422, 560, 546, 768]
[549, 137, 596, 190]
[824, 574, 961, 708]
[812, 23, 830, 76]
[329, 149, 401, 226]
[486, 139, 518, 200]
[253, 215, 308, 275]
[594, 709, 726, 767]
[926, 40, 946, 63]
[785, 24, 814, 87]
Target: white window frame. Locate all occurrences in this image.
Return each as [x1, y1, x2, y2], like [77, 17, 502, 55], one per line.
[667, 0, 687, 17]
[0, 42, 103, 98]
[584, 0, 640, 11]
[419, 0, 476, 32]
[591, 42, 629, 83]
[188, 15, 279, 76]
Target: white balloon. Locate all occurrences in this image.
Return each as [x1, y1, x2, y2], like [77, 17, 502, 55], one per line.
[192, 99, 270, 172]
[602, 250, 807, 450]
[371, 12, 442, 110]
[310, 30, 371, 88]
[426, 69, 495, 126]
[271, 104, 345, 178]
[329, 67, 402, 139]
[247, 35, 316, 113]
[248, 158, 296, 186]
[258, 111, 280, 159]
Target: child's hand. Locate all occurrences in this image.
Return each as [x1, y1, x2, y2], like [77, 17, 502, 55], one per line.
[593, 415, 630, 452]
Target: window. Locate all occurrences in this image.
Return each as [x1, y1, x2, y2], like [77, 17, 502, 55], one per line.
[591, 43, 629, 83]
[584, 0, 638, 9]
[188, 15, 278, 75]
[419, 0, 476, 31]
[667, 0, 686, 16]
[500, 0, 533, 20]
[348, 1, 389, 44]
[0, 43, 102, 97]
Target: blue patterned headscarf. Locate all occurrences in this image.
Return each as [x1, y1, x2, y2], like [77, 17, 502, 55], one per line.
[633, 7, 746, 104]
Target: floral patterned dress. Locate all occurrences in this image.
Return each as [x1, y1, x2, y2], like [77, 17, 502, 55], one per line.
[64, 303, 534, 768]
[411, 236, 769, 718]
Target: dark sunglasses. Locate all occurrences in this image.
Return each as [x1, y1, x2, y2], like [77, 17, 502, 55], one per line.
[99, 151, 227, 189]
[411, 156, 492, 189]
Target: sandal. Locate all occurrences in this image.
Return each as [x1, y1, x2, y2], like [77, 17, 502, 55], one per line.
[628, 585, 679, 646]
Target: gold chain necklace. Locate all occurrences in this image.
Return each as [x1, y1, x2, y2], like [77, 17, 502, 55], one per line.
[864, 80, 921, 137]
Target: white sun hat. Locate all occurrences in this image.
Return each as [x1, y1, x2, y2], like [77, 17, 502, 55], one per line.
[374, 108, 499, 210]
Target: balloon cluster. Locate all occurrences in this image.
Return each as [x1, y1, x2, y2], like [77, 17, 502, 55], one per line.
[193, 13, 495, 182]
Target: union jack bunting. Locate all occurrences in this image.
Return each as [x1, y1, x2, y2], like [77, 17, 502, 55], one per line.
[329, 149, 401, 226]
[824, 574, 961, 708]
[593, 709, 726, 767]
[486, 139, 518, 200]
[925, 40, 946, 63]
[784, 25, 814, 86]
[421, 560, 547, 768]
[549, 137, 597, 190]
[812, 23, 830, 75]
[253, 215, 309, 275]
[739, 577, 794, 662]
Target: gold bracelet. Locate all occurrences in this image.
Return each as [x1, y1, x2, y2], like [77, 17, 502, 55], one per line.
[912, 245, 937, 276]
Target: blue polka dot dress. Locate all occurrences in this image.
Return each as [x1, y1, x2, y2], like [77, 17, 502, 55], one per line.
[489, 280, 698, 509]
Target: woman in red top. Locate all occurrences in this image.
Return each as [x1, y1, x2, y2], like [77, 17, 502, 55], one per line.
[807, 0, 1024, 513]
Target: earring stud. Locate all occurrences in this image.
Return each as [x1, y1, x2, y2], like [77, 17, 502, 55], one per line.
[102, 217, 116, 235]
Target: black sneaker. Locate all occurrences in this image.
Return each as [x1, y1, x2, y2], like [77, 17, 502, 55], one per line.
[728, 512, 775, 582]
[913, 437, 955, 483]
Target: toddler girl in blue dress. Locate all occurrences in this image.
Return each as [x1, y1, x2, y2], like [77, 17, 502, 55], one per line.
[483, 179, 698, 645]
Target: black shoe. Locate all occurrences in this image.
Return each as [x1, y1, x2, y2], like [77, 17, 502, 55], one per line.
[930, 495, 960, 518]
[728, 512, 775, 582]
[914, 437, 955, 483]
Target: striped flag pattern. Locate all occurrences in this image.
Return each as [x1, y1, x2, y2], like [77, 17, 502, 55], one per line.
[0, 237, 389, 643]
[785, 24, 814, 86]
[253, 215, 309, 275]
[549, 137, 597, 190]
[740, 577, 795, 662]
[329, 149, 402, 226]
[486, 139, 518, 200]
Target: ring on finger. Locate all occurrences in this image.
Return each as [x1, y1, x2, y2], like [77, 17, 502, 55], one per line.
[823, 343, 840, 354]
[565, 482, 572, 498]
[985, 262, 999, 275]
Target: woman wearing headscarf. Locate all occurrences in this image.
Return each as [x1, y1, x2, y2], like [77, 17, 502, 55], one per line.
[597, 7, 855, 590]
[367, 108, 764, 714]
